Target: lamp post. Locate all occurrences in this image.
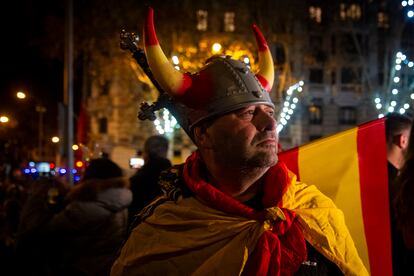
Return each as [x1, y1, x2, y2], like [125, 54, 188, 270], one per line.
[36, 105, 47, 160]
[51, 136, 60, 168]
[16, 91, 47, 160]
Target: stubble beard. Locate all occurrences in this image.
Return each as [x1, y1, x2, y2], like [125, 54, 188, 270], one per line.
[214, 143, 278, 173]
[243, 145, 278, 168]
[211, 130, 279, 173]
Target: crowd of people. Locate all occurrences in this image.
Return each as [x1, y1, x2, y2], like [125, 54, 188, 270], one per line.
[0, 7, 413, 276]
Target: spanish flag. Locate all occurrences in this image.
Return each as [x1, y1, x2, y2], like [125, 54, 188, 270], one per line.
[279, 118, 391, 276]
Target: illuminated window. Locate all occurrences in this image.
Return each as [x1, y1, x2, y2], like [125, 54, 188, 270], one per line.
[309, 98, 323, 124]
[98, 117, 107, 134]
[224, 12, 235, 32]
[309, 6, 322, 23]
[377, 12, 389, 28]
[339, 107, 357, 124]
[340, 3, 361, 21]
[196, 10, 208, 31]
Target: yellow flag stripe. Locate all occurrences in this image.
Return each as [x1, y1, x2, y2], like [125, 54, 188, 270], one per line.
[297, 127, 370, 271]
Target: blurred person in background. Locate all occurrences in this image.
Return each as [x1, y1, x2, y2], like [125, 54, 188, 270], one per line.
[128, 135, 171, 225]
[16, 176, 68, 275]
[384, 112, 413, 275]
[385, 113, 412, 182]
[17, 158, 132, 276]
[393, 118, 414, 274]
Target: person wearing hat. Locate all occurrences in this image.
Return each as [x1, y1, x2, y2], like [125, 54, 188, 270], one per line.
[111, 8, 366, 276]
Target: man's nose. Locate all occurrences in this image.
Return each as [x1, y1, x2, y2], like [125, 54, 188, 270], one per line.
[255, 110, 276, 131]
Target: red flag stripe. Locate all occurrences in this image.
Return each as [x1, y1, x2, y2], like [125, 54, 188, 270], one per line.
[357, 118, 392, 276]
[279, 146, 300, 180]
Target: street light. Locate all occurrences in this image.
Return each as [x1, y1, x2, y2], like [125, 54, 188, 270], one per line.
[51, 136, 60, 143]
[0, 115, 9, 123]
[16, 91, 26, 99]
[15, 91, 47, 160]
[35, 105, 47, 160]
[212, 43, 222, 53]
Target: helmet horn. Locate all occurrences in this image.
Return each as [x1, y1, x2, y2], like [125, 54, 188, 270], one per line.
[143, 7, 192, 96]
[252, 24, 274, 92]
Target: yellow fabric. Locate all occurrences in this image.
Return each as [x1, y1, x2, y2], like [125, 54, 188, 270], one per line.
[111, 176, 368, 276]
[283, 171, 369, 276]
[111, 197, 264, 275]
[297, 126, 369, 270]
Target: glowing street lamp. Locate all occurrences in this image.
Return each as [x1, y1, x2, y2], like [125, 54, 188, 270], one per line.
[16, 91, 26, 99]
[0, 115, 9, 123]
[212, 43, 222, 53]
[51, 136, 60, 143]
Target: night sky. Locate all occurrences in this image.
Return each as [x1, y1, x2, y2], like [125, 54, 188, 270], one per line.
[0, 1, 65, 139]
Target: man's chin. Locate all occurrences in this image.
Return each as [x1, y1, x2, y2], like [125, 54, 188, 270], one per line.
[247, 151, 278, 168]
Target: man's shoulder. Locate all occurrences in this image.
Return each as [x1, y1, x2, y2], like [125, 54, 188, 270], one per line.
[158, 164, 193, 201]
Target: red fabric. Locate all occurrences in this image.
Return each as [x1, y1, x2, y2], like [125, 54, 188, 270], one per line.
[357, 118, 391, 276]
[182, 151, 307, 275]
[76, 102, 89, 145]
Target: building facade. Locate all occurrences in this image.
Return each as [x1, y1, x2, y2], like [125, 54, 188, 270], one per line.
[83, 0, 413, 167]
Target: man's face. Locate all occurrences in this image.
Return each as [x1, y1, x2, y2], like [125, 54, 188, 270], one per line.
[200, 104, 278, 169]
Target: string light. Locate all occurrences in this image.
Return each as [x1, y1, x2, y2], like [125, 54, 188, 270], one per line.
[277, 80, 305, 133]
[374, 51, 414, 117]
[153, 108, 179, 135]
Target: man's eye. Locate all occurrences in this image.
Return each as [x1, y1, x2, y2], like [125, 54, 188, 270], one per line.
[239, 110, 255, 118]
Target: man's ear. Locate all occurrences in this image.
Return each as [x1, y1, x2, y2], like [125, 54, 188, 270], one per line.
[400, 132, 410, 149]
[394, 132, 409, 149]
[193, 127, 212, 149]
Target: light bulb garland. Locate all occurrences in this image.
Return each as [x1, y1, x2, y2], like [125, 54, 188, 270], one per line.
[277, 80, 305, 133]
[374, 51, 414, 118]
[401, 0, 414, 18]
[153, 108, 179, 135]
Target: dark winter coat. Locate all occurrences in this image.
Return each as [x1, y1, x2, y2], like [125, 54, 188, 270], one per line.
[18, 177, 132, 276]
[128, 156, 171, 224]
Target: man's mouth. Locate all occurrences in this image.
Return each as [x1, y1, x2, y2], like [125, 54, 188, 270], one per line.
[256, 138, 277, 146]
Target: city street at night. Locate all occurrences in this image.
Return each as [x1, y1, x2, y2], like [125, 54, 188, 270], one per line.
[0, 1, 413, 275]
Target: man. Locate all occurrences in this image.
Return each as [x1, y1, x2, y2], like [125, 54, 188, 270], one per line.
[385, 112, 412, 182]
[128, 135, 171, 225]
[111, 8, 367, 275]
[384, 112, 413, 276]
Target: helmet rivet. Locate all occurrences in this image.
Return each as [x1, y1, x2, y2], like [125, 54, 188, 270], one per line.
[252, 91, 262, 98]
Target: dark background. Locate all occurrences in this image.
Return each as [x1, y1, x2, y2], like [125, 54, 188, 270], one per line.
[0, 0, 64, 112]
[0, 0, 65, 166]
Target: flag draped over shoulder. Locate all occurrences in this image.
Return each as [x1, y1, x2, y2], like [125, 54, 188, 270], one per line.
[279, 118, 391, 276]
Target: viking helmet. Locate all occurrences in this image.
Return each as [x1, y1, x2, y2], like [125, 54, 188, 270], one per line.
[143, 8, 275, 138]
